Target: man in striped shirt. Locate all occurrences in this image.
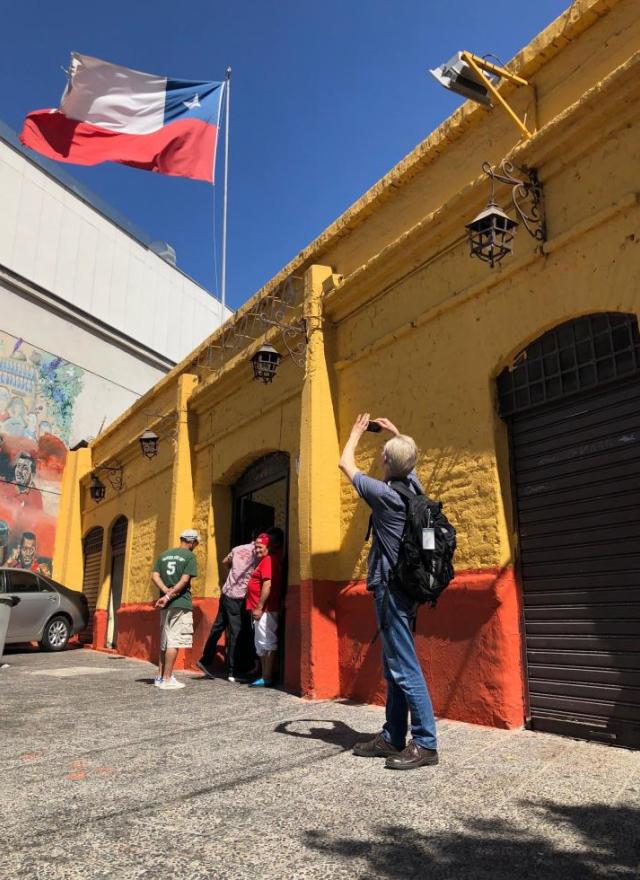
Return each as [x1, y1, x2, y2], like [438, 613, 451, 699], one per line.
[197, 540, 257, 681]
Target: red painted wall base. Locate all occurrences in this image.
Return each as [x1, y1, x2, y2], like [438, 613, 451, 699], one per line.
[90, 599, 222, 671]
[89, 567, 525, 730]
[285, 567, 525, 729]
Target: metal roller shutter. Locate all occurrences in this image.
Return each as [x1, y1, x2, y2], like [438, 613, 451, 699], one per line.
[110, 517, 128, 554]
[81, 528, 103, 643]
[499, 313, 640, 748]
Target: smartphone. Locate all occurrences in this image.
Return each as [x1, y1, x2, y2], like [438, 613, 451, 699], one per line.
[366, 421, 382, 433]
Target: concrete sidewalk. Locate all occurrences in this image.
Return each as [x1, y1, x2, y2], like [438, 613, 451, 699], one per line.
[1, 647, 638, 880]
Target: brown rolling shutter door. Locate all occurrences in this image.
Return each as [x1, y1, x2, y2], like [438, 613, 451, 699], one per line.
[511, 380, 640, 747]
[111, 517, 128, 555]
[81, 528, 103, 643]
[499, 313, 640, 749]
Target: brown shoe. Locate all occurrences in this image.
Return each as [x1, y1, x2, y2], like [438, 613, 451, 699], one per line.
[385, 740, 439, 770]
[353, 732, 404, 758]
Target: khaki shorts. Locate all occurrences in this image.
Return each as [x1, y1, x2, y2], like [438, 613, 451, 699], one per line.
[160, 608, 194, 650]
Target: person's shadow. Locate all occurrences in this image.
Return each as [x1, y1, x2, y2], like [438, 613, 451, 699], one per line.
[274, 718, 371, 750]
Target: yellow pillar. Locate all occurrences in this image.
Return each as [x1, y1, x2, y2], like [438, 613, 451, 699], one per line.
[293, 263, 342, 698]
[52, 446, 92, 587]
[168, 373, 198, 545]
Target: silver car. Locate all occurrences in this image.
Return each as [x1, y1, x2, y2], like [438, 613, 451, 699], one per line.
[1, 567, 89, 651]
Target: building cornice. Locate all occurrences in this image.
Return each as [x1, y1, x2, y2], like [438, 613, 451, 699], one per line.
[0, 263, 176, 373]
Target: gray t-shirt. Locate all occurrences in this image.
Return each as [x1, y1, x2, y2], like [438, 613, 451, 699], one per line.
[352, 469, 423, 590]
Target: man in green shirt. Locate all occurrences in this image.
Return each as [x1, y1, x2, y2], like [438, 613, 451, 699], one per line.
[152, 529, 199, 690]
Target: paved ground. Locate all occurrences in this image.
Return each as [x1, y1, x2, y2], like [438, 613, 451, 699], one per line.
[1, 647, 639, 880]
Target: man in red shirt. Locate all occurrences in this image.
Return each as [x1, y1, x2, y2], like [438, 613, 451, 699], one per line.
[245, 532, 282, 688]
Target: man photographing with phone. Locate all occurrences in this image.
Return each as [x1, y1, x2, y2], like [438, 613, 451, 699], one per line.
[339, 414, 438, 770]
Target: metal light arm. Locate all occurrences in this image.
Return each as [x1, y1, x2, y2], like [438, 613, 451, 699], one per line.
[461, 51, 532, 139]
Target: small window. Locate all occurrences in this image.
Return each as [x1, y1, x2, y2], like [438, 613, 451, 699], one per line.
[38, 578, 55, 592]
[6, 570, 40, 593]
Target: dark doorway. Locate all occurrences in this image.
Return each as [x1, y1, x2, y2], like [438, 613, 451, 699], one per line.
[233, 499, 275, 545]
[80, 527, 103, 644]
[231, 453, 289, 682]
[498, 313, 640, 749]
[106, 516, 128, 650]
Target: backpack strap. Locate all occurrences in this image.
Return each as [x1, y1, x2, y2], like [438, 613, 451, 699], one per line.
[365, 514, 373, 543]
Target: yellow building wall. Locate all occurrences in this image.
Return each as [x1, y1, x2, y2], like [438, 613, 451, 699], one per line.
[52, 0, 640, 716]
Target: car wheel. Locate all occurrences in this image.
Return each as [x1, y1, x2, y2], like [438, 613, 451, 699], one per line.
[40, 616, 71, 651]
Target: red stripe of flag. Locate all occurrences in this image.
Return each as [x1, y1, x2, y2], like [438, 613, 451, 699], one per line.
[20, 110, 217, 183]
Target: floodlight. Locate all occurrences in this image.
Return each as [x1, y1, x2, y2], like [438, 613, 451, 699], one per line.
[429, 52, 497, 107]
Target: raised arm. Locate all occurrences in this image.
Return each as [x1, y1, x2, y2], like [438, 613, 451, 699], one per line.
[339, 412, 370, 483]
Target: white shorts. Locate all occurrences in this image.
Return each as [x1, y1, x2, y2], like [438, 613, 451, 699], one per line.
[253, 611, 279, 656]
[160, 608, 194, 650]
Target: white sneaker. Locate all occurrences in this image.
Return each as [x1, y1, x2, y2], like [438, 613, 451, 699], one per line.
[154, 676, 163, 687]
[158, 676, 185, 690]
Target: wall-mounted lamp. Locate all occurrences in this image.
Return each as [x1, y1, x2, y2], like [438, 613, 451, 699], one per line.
[89, 461, 124, 502]
[429, 51, 532, 139]
[466, 204, 519, 268]
[139, 429, 160, 459]
[89, 474, 106, 503]
[466, 160, 545, 268]
[251, 344, 282, 383]
[138, 412, 179, 459]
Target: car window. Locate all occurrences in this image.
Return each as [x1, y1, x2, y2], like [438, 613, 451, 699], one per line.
[0, 570, 5, 592]
[38, 578, 55, 593]
[6, 570, 40, 593]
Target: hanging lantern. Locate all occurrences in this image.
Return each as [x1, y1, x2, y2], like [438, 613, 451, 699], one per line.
[251, 344, 281, 383]
[466, 203, 518, 268]
[139, 429, 160, 459]
[89, 474, 106, 503]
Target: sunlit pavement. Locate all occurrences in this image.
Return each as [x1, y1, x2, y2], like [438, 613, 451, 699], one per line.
[1, 647, 639, 879]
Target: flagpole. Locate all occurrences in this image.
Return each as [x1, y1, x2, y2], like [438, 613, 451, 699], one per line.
[220, 66, 231, 315]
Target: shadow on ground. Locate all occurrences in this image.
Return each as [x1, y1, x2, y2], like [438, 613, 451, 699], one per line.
[275, 719, 371, 750]
[303, 802, 640, 879]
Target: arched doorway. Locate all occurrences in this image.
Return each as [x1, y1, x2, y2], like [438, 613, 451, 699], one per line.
[497, 312, 640, 748]
[105, 516, 128, 649]
[81, 527, 103, 645]
[232, 452, 289, 682]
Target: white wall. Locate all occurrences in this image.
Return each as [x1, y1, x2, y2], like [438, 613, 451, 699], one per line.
[0, 277, 165, 446]
[0, 138, 231, 364]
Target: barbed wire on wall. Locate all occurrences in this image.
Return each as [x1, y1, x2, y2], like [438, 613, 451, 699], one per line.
[194, 274, 308, 378]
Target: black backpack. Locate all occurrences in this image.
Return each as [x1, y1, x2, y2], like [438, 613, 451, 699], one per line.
[377, 481, 457, 607]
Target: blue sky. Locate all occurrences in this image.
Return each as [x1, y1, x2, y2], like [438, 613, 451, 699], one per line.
[0, 1, 569, 311]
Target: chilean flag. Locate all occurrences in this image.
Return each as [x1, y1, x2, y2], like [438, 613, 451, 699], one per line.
[20, 53, 224, 183]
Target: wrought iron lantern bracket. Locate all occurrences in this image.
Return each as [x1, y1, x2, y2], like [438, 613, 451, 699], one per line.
[482, 160, 546, 242]
[94, 460, 124, 492]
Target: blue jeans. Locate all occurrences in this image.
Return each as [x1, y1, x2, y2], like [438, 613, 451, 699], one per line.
[374, 584, 437, 750]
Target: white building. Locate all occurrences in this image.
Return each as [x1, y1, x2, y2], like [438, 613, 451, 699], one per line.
[0, 121, 230, 572]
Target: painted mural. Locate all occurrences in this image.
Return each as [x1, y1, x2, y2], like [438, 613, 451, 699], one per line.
[0, 333, 84, 575]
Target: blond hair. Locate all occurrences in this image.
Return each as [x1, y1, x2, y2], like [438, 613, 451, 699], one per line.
[383, 434, 418, 478]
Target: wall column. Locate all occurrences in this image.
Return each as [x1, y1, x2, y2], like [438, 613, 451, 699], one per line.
[289, 264, 342, 698]
[168, 373, 198, 544]
[52, 446, 92, 587]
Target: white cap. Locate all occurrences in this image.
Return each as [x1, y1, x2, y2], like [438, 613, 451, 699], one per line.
[180, 529, 200, 542]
